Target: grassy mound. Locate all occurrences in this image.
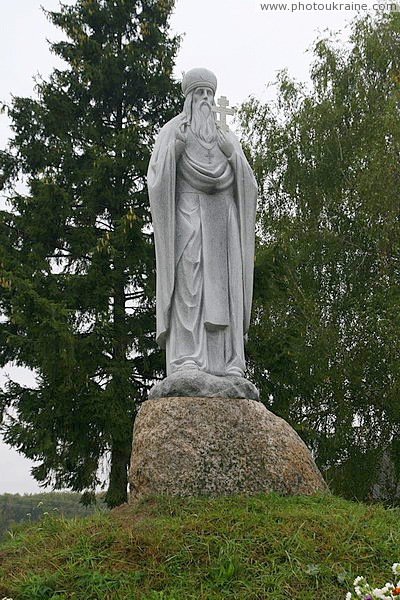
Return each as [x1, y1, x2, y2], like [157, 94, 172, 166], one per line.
[0, 494, 398, 599]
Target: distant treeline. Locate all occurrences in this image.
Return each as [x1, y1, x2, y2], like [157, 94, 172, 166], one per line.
[0, 492, 107, 538]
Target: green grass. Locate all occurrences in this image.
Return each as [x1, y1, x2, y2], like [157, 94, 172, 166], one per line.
[0, 494, 398, 599]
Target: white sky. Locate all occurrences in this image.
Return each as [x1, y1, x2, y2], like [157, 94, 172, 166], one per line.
[0, 0, 369, 494]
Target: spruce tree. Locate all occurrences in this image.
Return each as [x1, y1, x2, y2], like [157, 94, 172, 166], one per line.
[0, 0, 180, 507]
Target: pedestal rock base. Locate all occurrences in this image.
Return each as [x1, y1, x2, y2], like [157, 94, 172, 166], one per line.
[128, 396, 328, 503]
[148, 371, 260, 401]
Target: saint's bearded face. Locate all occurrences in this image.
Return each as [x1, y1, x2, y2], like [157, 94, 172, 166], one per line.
[190, 86, 217, 144]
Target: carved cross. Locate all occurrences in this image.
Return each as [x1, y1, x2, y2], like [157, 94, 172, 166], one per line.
[213, 96, 234, 133]
[205, 148, 213, 163]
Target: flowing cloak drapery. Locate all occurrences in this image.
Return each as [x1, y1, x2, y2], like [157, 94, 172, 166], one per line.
[147, 113, 258, 349]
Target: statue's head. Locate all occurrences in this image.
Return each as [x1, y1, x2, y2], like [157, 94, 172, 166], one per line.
[182, 67, 217, 142]
[181, 69, 218, 146]
[181, 68, 217, 98]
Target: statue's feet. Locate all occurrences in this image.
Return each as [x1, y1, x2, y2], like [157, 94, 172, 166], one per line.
[226, 367, 244, 377]
[174, 361, 199, 372]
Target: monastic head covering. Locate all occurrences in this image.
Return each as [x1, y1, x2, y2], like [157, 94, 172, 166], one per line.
[181, 68, 217, 97]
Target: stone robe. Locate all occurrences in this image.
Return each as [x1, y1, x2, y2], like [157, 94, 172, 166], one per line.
[147, 113, 257, 376]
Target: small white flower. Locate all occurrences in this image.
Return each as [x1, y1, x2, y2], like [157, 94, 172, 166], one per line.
[354, 586, 362, 597]
[372, 588, 390, 599]
[384, 582, 394, 589]
[354, 576, 365, 586]
[345, 593, 352, 600]
[392, 563, 400, 576]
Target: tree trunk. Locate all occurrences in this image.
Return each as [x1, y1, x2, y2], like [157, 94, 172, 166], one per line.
[105, 91, 133, 510]
[105, 442, 131, 508]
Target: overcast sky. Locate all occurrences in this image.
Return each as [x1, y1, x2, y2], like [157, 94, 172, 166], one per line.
[0, 0, 371, 494]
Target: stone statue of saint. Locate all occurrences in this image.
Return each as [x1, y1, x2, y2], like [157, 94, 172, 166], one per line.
[147, 68, 257, 378]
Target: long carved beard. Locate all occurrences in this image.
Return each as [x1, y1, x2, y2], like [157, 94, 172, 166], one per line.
[191, 101, 217, 144]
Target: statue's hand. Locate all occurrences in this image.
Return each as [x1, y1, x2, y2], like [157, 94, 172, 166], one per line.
[175, 124, 187, 159]
[217, 129, 234, 158]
